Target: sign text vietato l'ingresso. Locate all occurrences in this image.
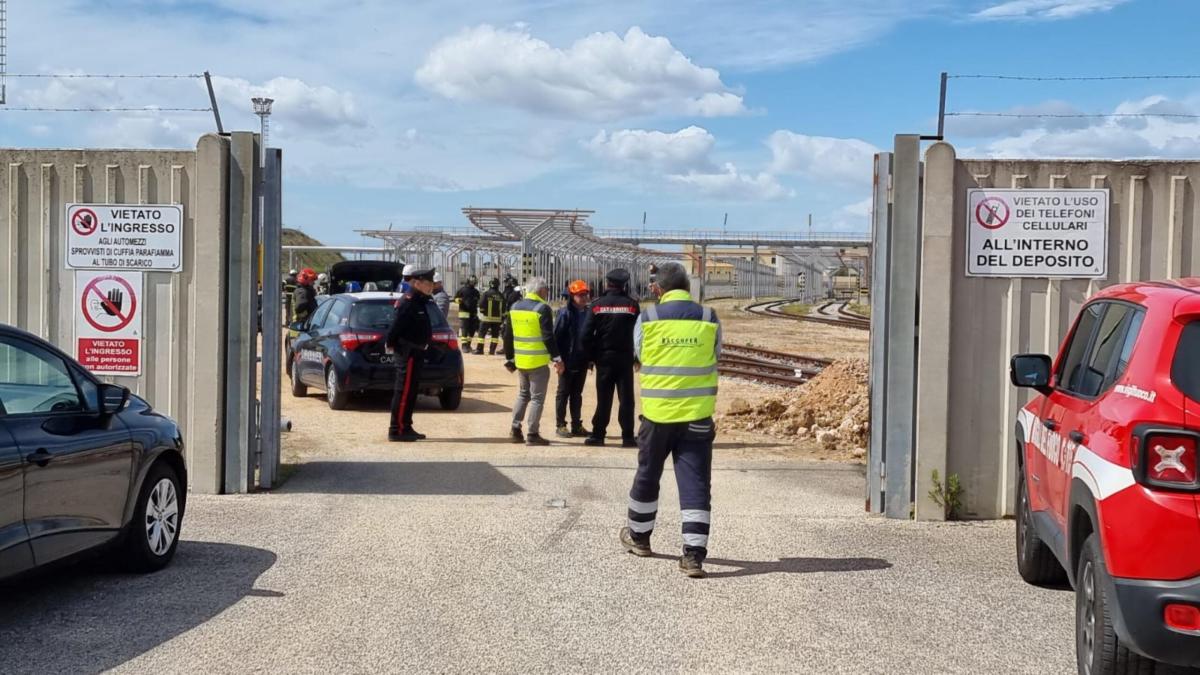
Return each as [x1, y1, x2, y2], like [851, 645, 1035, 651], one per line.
[66, 203, 183, 272]
[966, 189, 1109, 279]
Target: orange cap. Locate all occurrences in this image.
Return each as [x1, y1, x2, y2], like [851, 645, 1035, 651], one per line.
[568, 280, 590, 295]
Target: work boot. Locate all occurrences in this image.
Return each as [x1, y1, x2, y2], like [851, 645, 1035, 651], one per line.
[583, 436, 605, 447]
[571, 423, 589, 437]
[474, 346, 484, 355]
[619, 527, 652, 557]
[510, 426, 525, 444]
[526, 433, 550, 446]
[489, 346, 497, 355]
[555, 424, 573, 439]
[679, 552, 707, 579]
[389, 430, 422, 443]
[621, 437, 638, 449]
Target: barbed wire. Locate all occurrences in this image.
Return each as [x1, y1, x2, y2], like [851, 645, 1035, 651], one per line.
[6, 73, 204, 79]
[946, 111, 1200, 120]
[0, 106, 212, 112]
[949, 74, 1200, 81]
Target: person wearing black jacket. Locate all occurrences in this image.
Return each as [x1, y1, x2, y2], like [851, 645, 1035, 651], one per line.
[554, 280, 593, 438]
[580, 268, 640, 447]
[386, 267, 436, 442]
[453, 276, 481, 353]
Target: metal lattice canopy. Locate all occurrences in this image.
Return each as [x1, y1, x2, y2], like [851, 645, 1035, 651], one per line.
[461, 207, 677, 264]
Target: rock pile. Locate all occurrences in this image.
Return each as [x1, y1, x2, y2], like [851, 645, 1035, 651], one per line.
[720, 359, 869, 461]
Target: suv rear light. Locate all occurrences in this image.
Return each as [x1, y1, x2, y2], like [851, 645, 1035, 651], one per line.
[1133, 427, 1200, 491]
[339, 331, 384, 351]
[432, 331, 459, 351]
[1165, 604, 1200, 634]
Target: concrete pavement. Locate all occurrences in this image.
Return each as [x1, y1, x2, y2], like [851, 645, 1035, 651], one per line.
[0, 447, 1075, 674]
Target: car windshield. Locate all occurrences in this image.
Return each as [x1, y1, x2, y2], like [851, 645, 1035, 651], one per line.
[350, 300, 450, 331]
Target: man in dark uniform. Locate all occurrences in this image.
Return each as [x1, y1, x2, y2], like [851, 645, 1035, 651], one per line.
[453, 275, 481, 354]
[500, 275, 523, 358]
[478, 278, 505, 355]
[386, 267, 436, 442]
[580, 268, 640, 447]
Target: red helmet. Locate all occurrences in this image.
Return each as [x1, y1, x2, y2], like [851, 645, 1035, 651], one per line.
[298, 268, 317, 284]
[568, 279, 590, 295]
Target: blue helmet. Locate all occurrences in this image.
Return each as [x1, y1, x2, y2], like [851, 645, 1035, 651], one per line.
[346, 281, 362, 293]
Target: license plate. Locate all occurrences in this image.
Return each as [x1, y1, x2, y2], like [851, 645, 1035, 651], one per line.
[378, 354, 396, 364]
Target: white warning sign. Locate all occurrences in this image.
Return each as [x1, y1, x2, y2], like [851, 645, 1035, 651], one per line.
[66, 203, 183, 272]
[966, 188, 1109, 279]
[75, 271, 144, 376]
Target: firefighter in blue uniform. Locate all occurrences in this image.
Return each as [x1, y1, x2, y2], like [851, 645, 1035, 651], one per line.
[619, 262, 722, 578]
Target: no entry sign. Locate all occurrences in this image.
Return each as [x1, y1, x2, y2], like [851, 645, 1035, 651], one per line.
[66, 203, 183, 272]
[75, 271, 143, 375]
[966, 188, 1109, 279]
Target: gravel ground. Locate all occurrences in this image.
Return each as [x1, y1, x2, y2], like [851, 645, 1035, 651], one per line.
[0, 311, 1077, 674]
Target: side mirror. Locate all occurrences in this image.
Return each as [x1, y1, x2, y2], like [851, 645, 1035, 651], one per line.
[289, 321, 307, 332]
[1010, 354, 1053, 395]
[99, 383, 130, 415]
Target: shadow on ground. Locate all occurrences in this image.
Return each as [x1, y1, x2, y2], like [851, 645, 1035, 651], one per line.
[282, 460, 524, 495]
[0, 541, 277, 673]
[648, 553, 891, 579]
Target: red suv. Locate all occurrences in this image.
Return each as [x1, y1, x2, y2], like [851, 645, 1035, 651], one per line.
[1011, 279, 1200, 673]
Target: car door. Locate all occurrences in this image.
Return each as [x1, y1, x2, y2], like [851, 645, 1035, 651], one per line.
[0, 420, 34, 577]
[1039, 302, 1104, 529]
[0, 335, 135, 564]
[310, 298, 351, 385]
[295, 299, 334, 385]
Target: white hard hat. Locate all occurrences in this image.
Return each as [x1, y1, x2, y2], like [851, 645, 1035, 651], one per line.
[433, 272, 443, 283]
[402, 264, 415, 276]
[317, 272, 328, 281]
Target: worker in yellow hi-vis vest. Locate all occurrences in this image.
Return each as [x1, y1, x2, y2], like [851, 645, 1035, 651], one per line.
[502, 277, 564, 446]
[619, 262, 722, 579]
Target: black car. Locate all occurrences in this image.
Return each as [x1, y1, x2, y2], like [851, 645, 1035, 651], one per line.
[326, 260, 404, 295]
[0, 324, 186, 581]
[288, 292, 464, 410]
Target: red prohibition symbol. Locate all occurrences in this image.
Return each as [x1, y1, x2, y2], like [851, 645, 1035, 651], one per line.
[81, 275, 137, 333]
[975, 197, 1010, 230]
[71, 207, 99, 236]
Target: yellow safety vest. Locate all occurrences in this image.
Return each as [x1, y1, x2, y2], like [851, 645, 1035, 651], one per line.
[638, 290, 718, 423]
[510, 292, 551, 370]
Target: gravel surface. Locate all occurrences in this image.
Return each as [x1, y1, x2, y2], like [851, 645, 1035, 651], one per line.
[0, 313, 1076, 674]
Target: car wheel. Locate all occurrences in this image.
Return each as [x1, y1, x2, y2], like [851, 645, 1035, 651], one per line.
[326, 366, 349, 410]
[122, 462, 183, 573]
[290, 360, 308, 398]
[438, 387, 463, 411]
[1016, 467, 1067, 585]
[1076, 533, 1155, 675]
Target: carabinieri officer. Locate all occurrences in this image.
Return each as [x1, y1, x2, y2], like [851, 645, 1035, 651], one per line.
[386, 267, 436, 442]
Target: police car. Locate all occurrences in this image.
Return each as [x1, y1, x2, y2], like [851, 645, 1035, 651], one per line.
[1010, 279, 1200, 673]
[289, 292, 464, 410]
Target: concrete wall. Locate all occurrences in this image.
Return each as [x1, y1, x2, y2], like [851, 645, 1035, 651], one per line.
[0, 133, 252, 494]
[916, 142, 1200, 518]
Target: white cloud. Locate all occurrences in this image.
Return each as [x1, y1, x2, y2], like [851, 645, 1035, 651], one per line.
[971, 95, 1200, 159]
[209, 76, 366, 133]
[827, 197, 874, 231]
[767, 131, 879, 187]
[667, 163, 792, 201]
[415, 25, 746, 120]
[586, 126, 716, 173]
[972, 0, 1130, 21]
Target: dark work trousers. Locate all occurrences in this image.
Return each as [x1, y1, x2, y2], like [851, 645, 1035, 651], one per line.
[555, 368, 588, 427]
[459, 315, 479, 349]
[626, 416, 716, 559]
[478, 321, 502, 354]
[389, 351, 424, 435]
[591, 361, 635, 440]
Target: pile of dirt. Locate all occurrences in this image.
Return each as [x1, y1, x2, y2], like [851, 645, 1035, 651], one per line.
[720, 359, 869, 461]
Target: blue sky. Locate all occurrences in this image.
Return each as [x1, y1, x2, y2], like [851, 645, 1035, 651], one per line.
[3, 0, 1197, 244]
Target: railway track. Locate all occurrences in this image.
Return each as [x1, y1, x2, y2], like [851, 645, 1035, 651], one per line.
[717, 343, 831, 387]
[744, 298, 870, 331]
